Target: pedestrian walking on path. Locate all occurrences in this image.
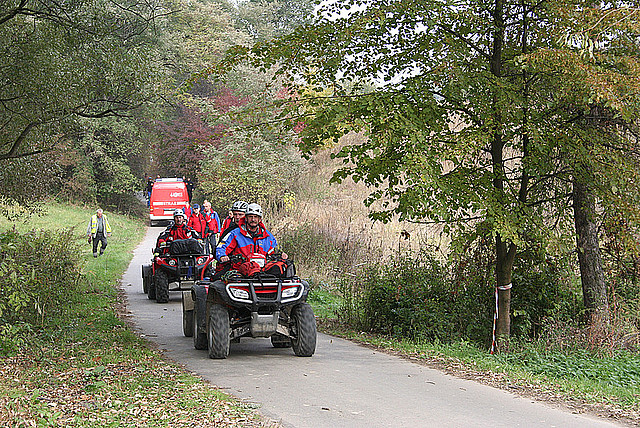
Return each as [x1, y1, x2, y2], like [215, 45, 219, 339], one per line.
[86, 209, 112, 257]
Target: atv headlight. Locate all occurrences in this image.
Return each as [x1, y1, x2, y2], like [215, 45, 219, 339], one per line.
[196, 256, 207, 265]
[168, 259, 177, 266]
[229, 286, 250, 300]
[282, 286, 299, 298]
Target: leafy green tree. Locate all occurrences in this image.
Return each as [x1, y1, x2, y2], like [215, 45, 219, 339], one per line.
[0, 0, 168, 207]
[151, 0, 309, 211]
[220, 0, 640, 346]
[523, 6, 640, 325]
[199, 127, 304, 212]
[146, 0, 243, 182]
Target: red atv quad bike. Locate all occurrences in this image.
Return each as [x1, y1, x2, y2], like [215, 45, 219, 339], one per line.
[182, 254, 316, 358]
[142, 238, 214, 304]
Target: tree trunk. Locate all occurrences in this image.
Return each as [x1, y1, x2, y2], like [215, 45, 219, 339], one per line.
[572, 176, 610, 325]
[489, 0, 513, 350]
[495, 233, 516, 349]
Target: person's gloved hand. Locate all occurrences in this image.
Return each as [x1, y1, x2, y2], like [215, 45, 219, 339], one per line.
[87, 236, 91, 244]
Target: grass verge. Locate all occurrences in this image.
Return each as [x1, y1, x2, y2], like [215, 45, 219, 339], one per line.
[0, 202, 273, 427]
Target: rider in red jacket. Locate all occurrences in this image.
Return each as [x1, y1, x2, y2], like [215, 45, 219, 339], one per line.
[202, 200, 220, 254]
[155, 209, 198, 255]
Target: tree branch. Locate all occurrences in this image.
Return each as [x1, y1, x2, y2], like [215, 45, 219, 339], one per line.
[437, 24, 492, 61]
[1, 121, 39, 159]
[0, 0, 27, 25]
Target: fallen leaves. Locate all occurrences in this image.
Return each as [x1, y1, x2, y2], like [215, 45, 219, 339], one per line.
[0, 352, 277, 427]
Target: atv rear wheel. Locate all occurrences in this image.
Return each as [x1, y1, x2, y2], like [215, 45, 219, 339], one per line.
[207, 304, 230, 359]
[193, 305, 207, 349]
[147, 276, 156, 300]
[270, 333, 292, 348]
[182, 295, 193, 337]
[290, 303, 316, 357]
[155, 270, 169, 303]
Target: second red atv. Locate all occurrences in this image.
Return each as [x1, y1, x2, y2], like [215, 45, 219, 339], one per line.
[142, 238, 214, 304]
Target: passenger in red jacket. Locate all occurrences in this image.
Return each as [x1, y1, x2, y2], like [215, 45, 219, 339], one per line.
[187, 203, 207, 237]
[155, 209, 198, 255]
[220, 200, 248, 240]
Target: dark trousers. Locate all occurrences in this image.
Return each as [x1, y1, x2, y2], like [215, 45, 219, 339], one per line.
[92, 232, 108, 254]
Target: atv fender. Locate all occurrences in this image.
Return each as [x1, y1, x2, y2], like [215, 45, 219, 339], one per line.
[191, 283, 208, 337]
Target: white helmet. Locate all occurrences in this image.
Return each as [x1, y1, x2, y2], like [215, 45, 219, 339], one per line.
[245, 203, 263, 217]
[173, 209, 186, 219]
[231, 200, 248, 212]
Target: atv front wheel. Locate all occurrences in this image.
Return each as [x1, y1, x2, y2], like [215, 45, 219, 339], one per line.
[207, 304, 230, 359]
[155, 270, 169, 303]
[290, 303, 316, 357]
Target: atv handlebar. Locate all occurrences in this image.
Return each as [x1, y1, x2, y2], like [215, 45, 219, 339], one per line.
[219, 253, 287, 264]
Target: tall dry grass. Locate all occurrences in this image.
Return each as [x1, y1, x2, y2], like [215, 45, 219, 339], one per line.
[270, 132, 448, 282]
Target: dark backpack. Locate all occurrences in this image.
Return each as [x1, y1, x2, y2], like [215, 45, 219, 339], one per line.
[169, 238, 203, 255]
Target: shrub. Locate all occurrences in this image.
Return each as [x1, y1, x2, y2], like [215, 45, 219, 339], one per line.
[335, 243, 581, 347]
[338, 252, 471, 342]
[0, 228, 83, 355]
[278, 223, 359, 268]
[511, 250, 582, 339]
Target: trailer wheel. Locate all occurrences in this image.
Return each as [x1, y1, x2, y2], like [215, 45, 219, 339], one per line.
[182, 295, 193, 337]
[193, 305, 207, 350]
[147, 276, 156, 300]
[142, 265, 151, 294]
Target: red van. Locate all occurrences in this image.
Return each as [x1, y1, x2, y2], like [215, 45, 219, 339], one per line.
[149, 178, 190, 226]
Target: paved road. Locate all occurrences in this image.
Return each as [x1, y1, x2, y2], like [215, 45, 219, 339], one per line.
[121, 227, 623, 428]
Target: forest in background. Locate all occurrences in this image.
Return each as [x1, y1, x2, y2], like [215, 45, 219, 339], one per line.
[1, 0, 640, 354]
[0, 0, 311, 217]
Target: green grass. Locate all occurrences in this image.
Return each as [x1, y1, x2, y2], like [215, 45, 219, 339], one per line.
[307, 283, 342, 320]
[0, 202, 272, 427]
[310, 291, 640, 423]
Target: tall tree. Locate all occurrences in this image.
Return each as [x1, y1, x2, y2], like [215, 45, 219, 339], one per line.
[0, 0, 166, 160]
[525, 5, 640, 324]
[226, 0, 315, 41]
[219, 0, 640, 346]
[0, 0, 170, 207]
